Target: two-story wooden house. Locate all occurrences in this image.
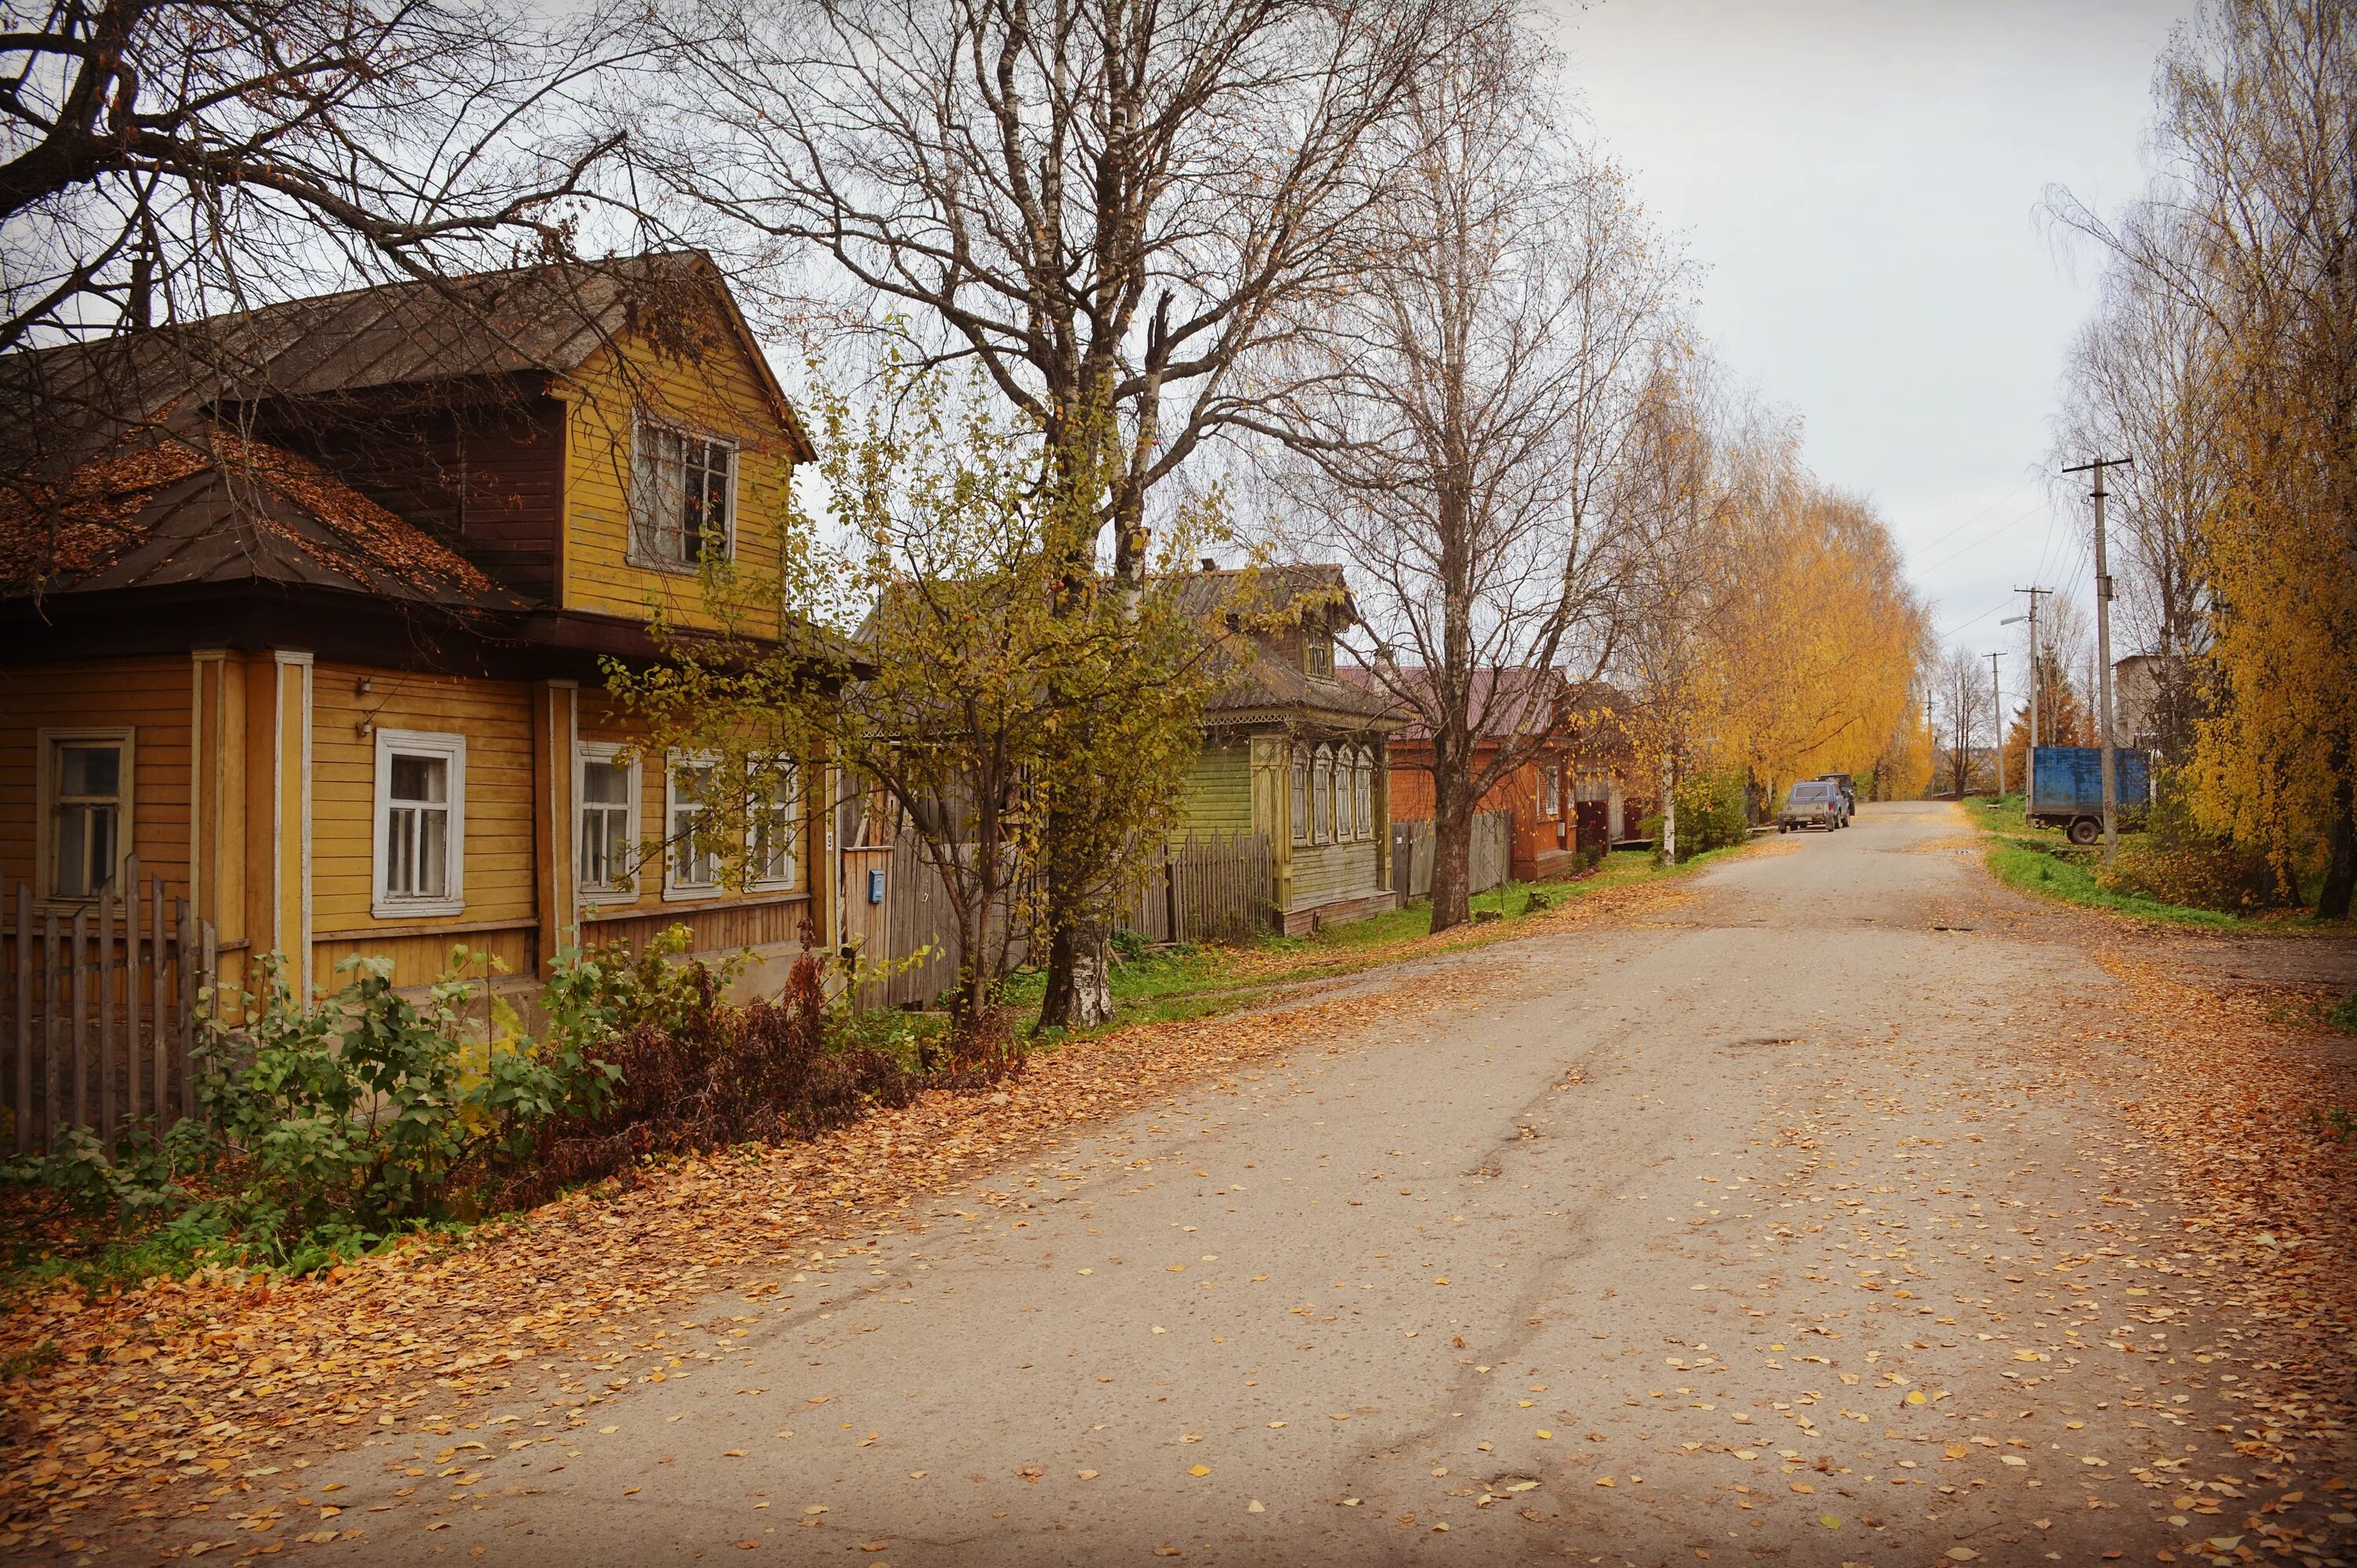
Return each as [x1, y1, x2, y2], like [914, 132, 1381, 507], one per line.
[0, 253, 839, 1009]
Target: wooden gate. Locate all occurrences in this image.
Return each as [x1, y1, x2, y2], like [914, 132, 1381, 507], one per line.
[841, 845, 892, 966]
[2, 855, 218, 1154]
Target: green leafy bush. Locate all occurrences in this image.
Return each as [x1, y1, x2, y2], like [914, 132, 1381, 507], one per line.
[4, 932, 935, 1279]
[1637, 772, 1752, 864]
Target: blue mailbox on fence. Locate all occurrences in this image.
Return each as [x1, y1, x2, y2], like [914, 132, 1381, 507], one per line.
[867, 868, 885, 904]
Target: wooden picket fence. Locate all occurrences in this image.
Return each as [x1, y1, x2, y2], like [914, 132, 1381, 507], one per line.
[1, 855, 218, 1155]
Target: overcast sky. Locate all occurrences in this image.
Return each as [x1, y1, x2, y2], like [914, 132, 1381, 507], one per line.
[1546, 0, 2196, 677]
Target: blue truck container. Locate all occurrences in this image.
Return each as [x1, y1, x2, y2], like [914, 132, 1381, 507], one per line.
[2029, 746, 2153, 844]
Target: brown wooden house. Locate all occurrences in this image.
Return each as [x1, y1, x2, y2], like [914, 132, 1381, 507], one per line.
[0, 254, 842, 1014]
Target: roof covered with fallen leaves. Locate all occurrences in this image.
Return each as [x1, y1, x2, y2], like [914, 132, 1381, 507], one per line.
[0, 431, 526, 610]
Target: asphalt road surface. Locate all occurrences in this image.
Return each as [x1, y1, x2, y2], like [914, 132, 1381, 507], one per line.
[263, 802, 2351, 1567]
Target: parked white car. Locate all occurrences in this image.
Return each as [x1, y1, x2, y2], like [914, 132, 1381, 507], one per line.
[1777, 780, 1848, 831]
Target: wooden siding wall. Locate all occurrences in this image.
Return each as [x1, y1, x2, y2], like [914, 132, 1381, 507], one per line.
[1177, 740, 1253, 836]
[581, 896, 812, 962]
[309, 663, 537, 989]
[562, 327, 797, 635]
[1291, 838, 1383, 910]
[259, 391, 567, 603]
[573, 694, 824, 962]
[0, 658, 192, 905]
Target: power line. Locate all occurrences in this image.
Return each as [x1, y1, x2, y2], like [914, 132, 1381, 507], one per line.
[1919, 496, 2054, 577]
[1906, 474, 2044, 559]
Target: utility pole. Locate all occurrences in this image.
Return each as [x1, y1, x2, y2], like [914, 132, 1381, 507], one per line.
[2004, 586, 2051, 818]
[1986, 650, 2005, 797]
[2063, 457, 2132, 866]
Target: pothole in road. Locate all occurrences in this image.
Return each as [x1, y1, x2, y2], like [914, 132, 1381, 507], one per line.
[1725, 1036, 1800, 1049]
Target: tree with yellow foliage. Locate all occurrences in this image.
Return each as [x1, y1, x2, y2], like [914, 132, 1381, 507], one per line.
[2052, 0, 2355, 916]
[1610, 350, 1930, 836]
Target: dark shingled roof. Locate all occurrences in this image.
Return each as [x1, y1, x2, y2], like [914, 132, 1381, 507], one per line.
[0, 251, 812, 482]
[1179, 564, 1402, 727]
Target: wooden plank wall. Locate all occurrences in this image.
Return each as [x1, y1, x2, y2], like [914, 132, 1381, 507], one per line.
[581, 896, 813, 962]
[0, 658, 193, 904]
[1387, 810, 1512, 901]
[562, 326, 799, 633]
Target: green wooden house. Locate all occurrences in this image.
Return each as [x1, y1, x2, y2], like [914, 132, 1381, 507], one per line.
[1172, 564, 1405, 934]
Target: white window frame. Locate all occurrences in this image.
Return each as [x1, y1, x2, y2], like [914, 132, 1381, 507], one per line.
[628, 414, 739, 573]
[37, 727, 134, 906]
[372, 729, 466, 919]
[1354, 751, 1375, 841]
[1541, 763, 1562, 819]
[664, 749, 724, 900]
[746, 754, 801, 892]
[574, 741, 640, 904]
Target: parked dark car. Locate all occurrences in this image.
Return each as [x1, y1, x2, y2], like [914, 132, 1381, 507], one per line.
[2029, 746, 2154, 845]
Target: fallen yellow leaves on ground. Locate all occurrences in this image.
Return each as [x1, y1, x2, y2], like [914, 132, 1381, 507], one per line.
[0, 877, 1706, 1556]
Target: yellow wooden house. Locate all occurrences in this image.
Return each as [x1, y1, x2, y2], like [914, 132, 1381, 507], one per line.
[0, 254, 840, 1009]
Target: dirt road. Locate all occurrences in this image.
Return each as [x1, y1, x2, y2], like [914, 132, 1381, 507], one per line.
[185, 802, 2357, 1567]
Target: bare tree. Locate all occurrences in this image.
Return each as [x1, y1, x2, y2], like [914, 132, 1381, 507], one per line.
[2053, 247, 2223, 760]
[1255, 23, 1670, 929]
[636, 0, 1483, 1022]
[1, 0, 640, 354]
[1933, 643, 1995, 799]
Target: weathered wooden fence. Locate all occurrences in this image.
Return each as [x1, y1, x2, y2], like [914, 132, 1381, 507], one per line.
[1115, 831, 1271, 946]
[852, 830, 1273, 1011]
[1388, 810, 1514, 901]
[1, 855, 218, 1154]
[856, 835, 972, 1011]
[1470, 809, 1512, 895]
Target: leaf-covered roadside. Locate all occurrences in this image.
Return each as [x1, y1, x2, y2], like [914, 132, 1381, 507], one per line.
[1965, 796, 2338, 934]
[2062, 939, 2357, 1474]
[0, 872, 1703, 1557]
[0, 933, 938, 1291]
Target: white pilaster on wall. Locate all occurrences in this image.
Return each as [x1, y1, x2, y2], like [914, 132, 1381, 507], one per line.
[273, 650, 313, 1003]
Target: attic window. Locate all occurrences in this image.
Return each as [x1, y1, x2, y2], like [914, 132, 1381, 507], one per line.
[631, 419, 736, 570]
[1306, 632, 1334, 679]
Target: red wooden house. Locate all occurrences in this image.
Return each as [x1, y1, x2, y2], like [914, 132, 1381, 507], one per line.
[1353, 669, 1640, 880]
